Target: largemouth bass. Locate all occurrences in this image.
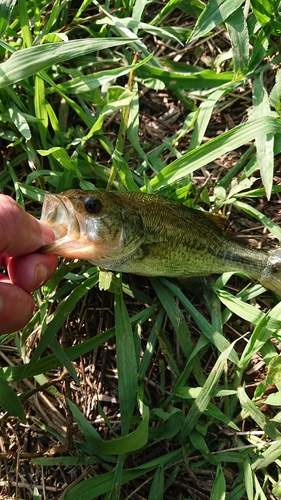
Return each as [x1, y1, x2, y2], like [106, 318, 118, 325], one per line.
[40, 189, 281, 294]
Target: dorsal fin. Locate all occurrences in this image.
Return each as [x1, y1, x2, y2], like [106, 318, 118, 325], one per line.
[202, 211, 229, 231]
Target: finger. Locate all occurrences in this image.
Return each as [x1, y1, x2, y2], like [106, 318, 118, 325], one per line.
[7, 254, 58, 292]
[0, 280, 35, 334]
[0, 195, 54, 257]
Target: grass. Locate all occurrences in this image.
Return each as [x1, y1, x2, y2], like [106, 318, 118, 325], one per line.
[0, 0, 281, 498]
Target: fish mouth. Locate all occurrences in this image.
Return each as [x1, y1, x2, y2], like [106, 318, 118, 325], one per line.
[39, 193, 92, 258]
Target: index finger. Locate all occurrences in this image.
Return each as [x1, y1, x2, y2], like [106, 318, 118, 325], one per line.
[0, 195, 54, 257]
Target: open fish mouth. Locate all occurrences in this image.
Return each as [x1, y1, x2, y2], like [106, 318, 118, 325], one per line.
[39, 193, 90, 257]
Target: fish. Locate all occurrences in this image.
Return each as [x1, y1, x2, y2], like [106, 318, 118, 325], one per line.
[40, 189, 281, 295]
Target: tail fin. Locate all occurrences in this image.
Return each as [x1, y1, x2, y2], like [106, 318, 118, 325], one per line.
[260, 248, 281, 295]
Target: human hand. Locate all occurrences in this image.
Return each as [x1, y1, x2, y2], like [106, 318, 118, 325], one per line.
[0, 195, 58, 334]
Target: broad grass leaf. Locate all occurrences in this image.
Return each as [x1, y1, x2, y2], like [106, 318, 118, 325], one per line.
[210, 465, 226, 500]
[225, 7, 249, 76]
[0, 38, 137, 88]
[132, 0, 146, 26]
[138, 64, 233, 90]
[115, 282, 138, 435]
[63, 469, 147, 500]
[150, 407, 183, 442]
[234, 185, 281, 199]
[270, 68, 281, 114]
[188, 0, 244, 43]
[34, 75, 48, 147]
[0, 328, 115, 384]
[233, 200, 281, 241]
[175, 389, 239, 430]
[176, 387, 237, 399]
[104, 86, 135, 111]
[111, 151, 140, 191]
[237, 386, 279, 440]
[159, 279, 239, 365]
[63, 448, 183, 499]
[151, 278, 193, 359]
[39, 69, 97, 130]
[68, 399, 149, 454]
[32, 456, 101, 466]
[0, 378, 25, 421]
[48, 53, 153, 95]
[273, 481, 281, 498]
[239, 320, 276, 369]
[263, 392, 281, 406]
[127, 80, 154, 169]
[266, 355, 281, 386]
[251, 0, 273, 27]
[7, 102, 31, 140]
[253, 474, 269, 498]
[18, 0, 32, 48]
[205, 402, 239, 431]
[148, 466, 164, 500]
[248, 25, 270, 73]
[98, 14, 185, 43]
[150, 0, 201, 26]
[138, 308, 163, 378]
[244, 456, 254, 500]
[22, 273, 99, 379]
[0, 303, 158, 384]
[178, 341, 236, 440]
[38, 147, 77, 171]
[226, 484, 246, 499]
[253, 74, 274, 199]
[32, 485, 40, 500]
[190, 429, 218, 465]
[148, 116, 281, 190]
[49, 337, 80, 385]
[189, 88, 225, 150]
[216, 290, 265, 325]
[0, 0, 17, 38]
[252, 440, 281, 470]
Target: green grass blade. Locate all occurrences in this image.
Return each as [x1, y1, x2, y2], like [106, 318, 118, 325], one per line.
[68, 399, 149, 454]
[216, 289, 265, 325]
[159, 279, 239, 365]
[188, 0, 244, 42]
[0, 0, 17, 38]
[252, 73, 275, 199]
[18, 0, 32, 47]
[139, 64, 233, 90]
[49, 337, 80, 385]
[0, 378, 25, 421]
[178, 341, 236, 441]
[233, 199, 281, 241]
[252, 440, 281, 470]
[225, 7, 249, 76]
[8, 102, 31, 140]
[48, 53, 153, 95]
[237, 386, 280, 440]
[210, 465, 226, 500]
[244, 456, 254, 500]
[115, 278, 138, 435]
[0, 302, 156, 383]
[148, 116, 281, 190]
[63, 448, 183, 499]
[151, 278, 193, 360]
[0, 38, 137, 88]
[189, 88, 225, 150]
[22, 273, 99, 379]
[148, 466, 164, 500]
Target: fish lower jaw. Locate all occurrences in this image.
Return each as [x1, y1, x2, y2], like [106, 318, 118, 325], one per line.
[40, 238, 96, 260]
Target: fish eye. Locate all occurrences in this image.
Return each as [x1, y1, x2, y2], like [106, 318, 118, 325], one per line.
[84, 197, 103, 215]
